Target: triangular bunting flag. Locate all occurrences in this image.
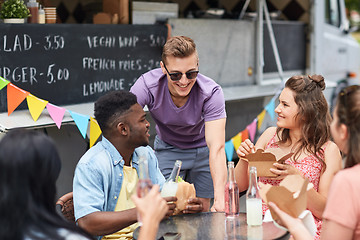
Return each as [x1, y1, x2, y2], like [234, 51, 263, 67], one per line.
[225, 140, 235, 161]
[265, 98, 275, 120]
[260, 112, 274, 133]
[247, 119, 257, 142]
[231, 132, 242, 151]
[241, 129, 249, 141]
[7, 83, 29, 116]
[26, 94, 48, 121]
[0, 76, 10, 91]
[46, 103, 66, 129]
[257, 109, 266, 130]
[89, 117, 102, 148]
[69, 110, 90, 139]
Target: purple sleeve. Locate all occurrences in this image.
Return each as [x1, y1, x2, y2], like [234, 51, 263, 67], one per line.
[203, 86, 226, 122]
[130, 75, 151, 108]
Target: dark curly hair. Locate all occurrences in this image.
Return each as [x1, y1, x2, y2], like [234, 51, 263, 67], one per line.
[94, 90, 138, 137]
[276, 75, 331, 170]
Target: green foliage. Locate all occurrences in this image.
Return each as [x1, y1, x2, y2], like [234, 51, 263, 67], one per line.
[345, 0, 360, 11]
[0, 0, 30, 19]
[176, 176, 185, 183]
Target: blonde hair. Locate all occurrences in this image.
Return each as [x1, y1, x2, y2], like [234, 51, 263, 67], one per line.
[161, 36, 198, 64]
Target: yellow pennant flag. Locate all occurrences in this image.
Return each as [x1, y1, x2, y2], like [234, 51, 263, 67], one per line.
[90, 117, 102, 148]
[26, 94, 48, 121]
[231, 132, 242, 151]
[257, 109, 266, 130]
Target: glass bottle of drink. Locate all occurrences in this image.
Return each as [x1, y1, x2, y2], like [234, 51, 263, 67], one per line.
[38, 5, 45, 24]
[161, 160, 182, 197]
[225, 161, 240, 217]
[246, 166, 263, 226]
[136, 156, 152, 198]
[136, 155, 153, 225]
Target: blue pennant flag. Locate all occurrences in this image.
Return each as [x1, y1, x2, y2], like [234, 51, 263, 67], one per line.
[69, 110, 90, 139]
[265, 98, 276, 120]
[225, 140, 235, 162]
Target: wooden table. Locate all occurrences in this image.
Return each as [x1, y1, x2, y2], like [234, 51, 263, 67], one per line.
[133, 212, 289, 240]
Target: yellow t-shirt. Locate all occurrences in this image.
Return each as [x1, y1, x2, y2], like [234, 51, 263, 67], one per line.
[102, 165, 139, 240]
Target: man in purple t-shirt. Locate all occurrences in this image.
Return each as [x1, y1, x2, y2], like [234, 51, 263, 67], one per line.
[130, 36, 227, 212]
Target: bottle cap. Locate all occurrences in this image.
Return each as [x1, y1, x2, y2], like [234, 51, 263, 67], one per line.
[227, 161, 234, 168]
[27, 0, 39, 7]
[39, 5, 44, 13]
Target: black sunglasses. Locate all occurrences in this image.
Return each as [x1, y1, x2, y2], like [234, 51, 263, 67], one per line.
[163, 64, 199, 81]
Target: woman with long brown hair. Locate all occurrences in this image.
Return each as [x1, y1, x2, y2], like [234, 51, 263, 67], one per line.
[235, 75, 342, 239]
[270, 85, 360, 239]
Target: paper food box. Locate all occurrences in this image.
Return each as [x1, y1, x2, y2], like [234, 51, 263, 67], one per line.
[174, 181, 196, 215]
[243, 149, 293, 177]
[259, 175, 311, 221]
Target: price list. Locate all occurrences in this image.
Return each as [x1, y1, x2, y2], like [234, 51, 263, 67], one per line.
[0, 24, 167, 112]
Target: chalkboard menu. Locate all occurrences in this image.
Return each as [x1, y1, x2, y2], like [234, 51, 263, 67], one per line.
[0, 24, 167, 112]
